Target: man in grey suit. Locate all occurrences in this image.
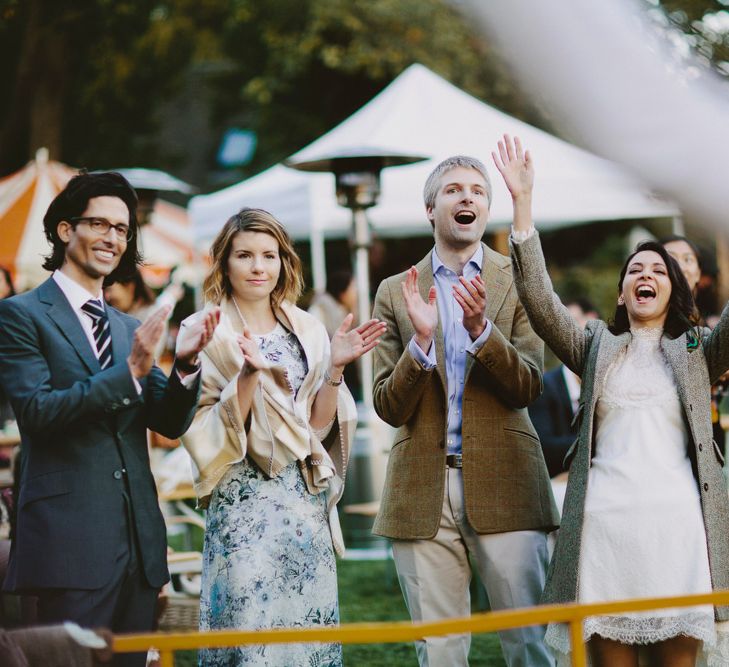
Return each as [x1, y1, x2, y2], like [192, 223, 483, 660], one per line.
[0, 172, 219, 666]
[372, 155, 558, 666]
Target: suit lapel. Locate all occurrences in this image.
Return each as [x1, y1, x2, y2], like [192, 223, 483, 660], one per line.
[108, 307, 131, 371]
[39, 279, 100, 374]
[482, 245, 511, 324]
[416, 253, 447, 392]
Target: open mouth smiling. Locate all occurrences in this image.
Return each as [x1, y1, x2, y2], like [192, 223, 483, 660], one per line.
[93, 248, 116, 262]
[635, 285, 656, 302]
[454, 210, 476, 225]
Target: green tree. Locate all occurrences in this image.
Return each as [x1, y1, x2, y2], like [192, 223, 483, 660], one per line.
[0, 0, 544, 181]
[210, 0, 542, 176]
[0, 0, 229, 174]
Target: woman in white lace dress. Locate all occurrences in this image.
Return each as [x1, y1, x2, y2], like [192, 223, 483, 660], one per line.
[181, 208, 386, 666]
[494, 135, 729, 667]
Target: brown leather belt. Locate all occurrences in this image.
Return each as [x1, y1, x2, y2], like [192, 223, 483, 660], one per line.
[446, 454, 463, 468]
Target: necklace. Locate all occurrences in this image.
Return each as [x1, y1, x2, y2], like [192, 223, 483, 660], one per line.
[231, 295, 248, 331]
[231, 295, 280, 336]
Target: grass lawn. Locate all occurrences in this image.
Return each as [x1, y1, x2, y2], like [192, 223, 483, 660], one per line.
[171, 558, 506, 666]
[339, 559, 506, 667]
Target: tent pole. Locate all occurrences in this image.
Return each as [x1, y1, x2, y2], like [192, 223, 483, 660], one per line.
[352, 207, 374, 412]
[310, 224, 327, 293]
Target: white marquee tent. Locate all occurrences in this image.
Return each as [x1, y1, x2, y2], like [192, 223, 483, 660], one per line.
[189, 63, 678, 290]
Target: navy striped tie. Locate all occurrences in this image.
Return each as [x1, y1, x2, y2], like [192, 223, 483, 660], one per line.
[81, 299, 112, 369]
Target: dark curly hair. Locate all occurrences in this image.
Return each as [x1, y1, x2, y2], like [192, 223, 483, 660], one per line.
[610, 240, 698, 339]
[42, 171, 143, 285]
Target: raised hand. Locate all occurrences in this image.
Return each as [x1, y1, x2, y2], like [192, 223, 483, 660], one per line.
[175, 307, 221, 370]
[330, 314, 387, 369]
[453, 274, 488, 340]
[128, 305, 172, 379]
[491, 134, 534, 201]
[401, 266, 438, 352]
[237, 327, 267, 376]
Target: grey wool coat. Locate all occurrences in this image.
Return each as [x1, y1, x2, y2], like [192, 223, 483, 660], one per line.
[371, 243, 559, 540]
[511, 231, 729, 621]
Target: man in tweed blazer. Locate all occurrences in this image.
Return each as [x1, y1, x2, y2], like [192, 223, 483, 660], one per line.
[372, 155, 559, 667]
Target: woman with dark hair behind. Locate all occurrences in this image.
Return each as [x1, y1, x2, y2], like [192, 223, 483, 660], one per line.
[496, 134, 729, 666]
[103, 269, 155, 317]
[104, 269, 183, 361]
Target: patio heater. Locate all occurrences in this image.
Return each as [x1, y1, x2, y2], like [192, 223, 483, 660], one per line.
[289, 147, 427, 543]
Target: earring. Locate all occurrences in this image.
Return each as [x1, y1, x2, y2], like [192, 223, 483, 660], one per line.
[617, 295, 625, 306]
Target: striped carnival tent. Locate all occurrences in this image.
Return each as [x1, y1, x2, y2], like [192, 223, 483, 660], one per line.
[0, 149, 202, 291]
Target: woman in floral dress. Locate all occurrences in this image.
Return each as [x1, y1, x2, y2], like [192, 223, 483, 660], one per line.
[181, 208, 386, 666]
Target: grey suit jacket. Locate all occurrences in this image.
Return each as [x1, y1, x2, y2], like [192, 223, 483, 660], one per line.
[512, 231, 729, 620]
[0, 278, 201, 592]
[372, 243, 559, 539]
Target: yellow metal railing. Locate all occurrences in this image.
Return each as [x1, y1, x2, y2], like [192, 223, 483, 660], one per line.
[114, 589, 729, 667]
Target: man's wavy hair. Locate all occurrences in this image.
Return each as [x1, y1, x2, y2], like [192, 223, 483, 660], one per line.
[203, 208, 303, 307]
[610, 240, 698, 339]
[43, 171, 142, 285]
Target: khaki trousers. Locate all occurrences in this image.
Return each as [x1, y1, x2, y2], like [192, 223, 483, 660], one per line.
[392, 467, 554, 667]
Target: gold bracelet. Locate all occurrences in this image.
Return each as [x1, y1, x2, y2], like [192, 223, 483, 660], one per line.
[324, 370, 343, 387]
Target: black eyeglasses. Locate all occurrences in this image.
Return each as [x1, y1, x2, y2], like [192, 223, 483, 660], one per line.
[69, 217, 135, 242]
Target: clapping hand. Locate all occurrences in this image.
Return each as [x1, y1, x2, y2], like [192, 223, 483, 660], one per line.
[401, 266, 437, 353]
[128, 305, 173, 379]
[330, 314, 387, 369]
[454, 274, 488, 340]
[237, 327, 267, 376]
[175, 307, 221, 373]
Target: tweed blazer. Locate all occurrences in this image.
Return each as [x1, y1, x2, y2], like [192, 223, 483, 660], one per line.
[371, 243, 559, 539]
[511, 231, 729, 621]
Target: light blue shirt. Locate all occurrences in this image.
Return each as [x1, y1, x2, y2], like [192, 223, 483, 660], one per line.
[408, 246, 492, 455]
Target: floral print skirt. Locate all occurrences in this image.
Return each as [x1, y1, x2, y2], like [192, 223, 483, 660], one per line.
[199, 458, 342, 667]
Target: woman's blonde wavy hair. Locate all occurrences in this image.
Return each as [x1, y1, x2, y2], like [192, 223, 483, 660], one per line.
[203, 208, 304, 307]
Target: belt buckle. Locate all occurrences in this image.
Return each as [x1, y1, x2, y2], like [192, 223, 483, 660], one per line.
[447, 453, 463, 468]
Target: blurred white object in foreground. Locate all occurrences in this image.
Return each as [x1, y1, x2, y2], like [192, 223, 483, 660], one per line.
[458, 0, 729, 230]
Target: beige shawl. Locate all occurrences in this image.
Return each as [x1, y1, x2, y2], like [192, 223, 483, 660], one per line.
[181, 297, 356, 555]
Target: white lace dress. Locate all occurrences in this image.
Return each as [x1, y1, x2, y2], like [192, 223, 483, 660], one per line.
[546, 327, 729, 665]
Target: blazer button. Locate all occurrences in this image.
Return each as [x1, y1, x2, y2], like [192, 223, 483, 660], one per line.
[698, 443, 703, 451]
[113, 470, 123, 480]
[122, 397, 131, 406]
[704, 482, 709, 491]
